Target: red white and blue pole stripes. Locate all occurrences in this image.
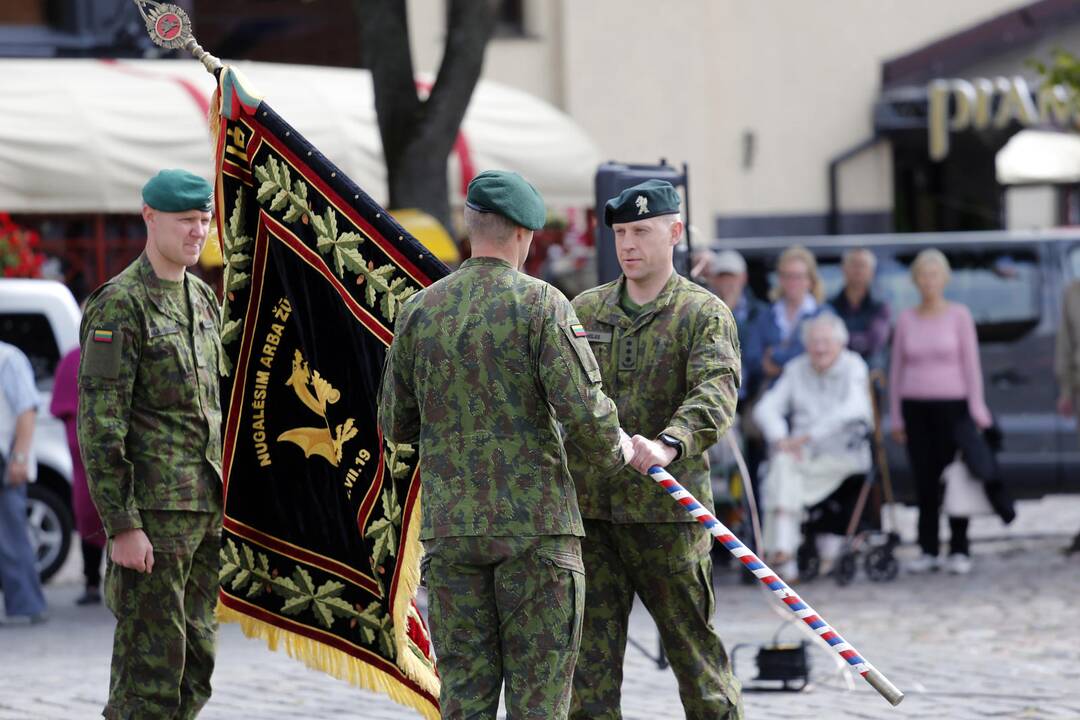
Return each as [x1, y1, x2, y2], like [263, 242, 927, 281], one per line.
[649, 466, 904, 707]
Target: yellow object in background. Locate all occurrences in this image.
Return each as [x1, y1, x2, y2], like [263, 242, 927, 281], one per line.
[200, 224, 224, 269]
[390, 209, 461, 266]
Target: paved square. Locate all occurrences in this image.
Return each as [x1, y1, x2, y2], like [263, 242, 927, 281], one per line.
[3, 497, 1079, 719]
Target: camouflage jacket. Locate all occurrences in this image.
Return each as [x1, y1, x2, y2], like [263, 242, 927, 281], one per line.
[378, 256, 626, 540]
[78, 253, 223, 537]
[570, 272, 740, 523]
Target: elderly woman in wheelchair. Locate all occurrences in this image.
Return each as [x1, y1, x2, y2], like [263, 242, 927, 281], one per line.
[752, 313, 873, 581]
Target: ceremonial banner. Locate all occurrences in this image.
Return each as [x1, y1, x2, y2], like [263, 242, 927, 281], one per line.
[211, 67, 446, 718]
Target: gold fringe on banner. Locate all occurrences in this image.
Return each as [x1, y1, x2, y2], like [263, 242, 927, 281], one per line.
[208, 85, 222, 153]
[215, 491, 439, 719]
[216, 602, 439, 720]
[389, 485, 437, 693]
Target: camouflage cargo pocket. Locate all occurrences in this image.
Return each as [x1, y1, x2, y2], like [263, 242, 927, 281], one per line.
[698, 555, 717, 623]
[140, 323, 195, 409]
[536, 547, 585, 647]
[662, 523, 713, 573]
[104, 556, 133, 617]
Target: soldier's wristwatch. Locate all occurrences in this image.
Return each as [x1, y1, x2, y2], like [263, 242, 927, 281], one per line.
[658, 433, 683, 461]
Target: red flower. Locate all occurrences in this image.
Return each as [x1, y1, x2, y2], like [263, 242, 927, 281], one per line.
[0, 215, 45, 278]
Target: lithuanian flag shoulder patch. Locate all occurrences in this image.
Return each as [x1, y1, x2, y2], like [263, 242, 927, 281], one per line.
[570, 323, 587, 338]
[93, 328, 114, 344]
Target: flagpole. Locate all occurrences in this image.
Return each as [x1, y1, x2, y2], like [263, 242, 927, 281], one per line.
[132, 0, 222, 74]
[648, 466, 904, 707]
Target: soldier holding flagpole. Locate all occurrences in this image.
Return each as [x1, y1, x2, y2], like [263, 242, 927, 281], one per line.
[568, 180, 744, 719]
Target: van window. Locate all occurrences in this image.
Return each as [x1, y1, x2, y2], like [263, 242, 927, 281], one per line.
[754, 248, 1041, 343]
[0, 313, 60, 387]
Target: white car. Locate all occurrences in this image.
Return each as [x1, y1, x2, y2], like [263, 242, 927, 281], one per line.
[0, 279, 80, 582]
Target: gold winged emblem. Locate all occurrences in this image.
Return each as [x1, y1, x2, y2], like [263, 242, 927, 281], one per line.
[277, 350, 358, 466]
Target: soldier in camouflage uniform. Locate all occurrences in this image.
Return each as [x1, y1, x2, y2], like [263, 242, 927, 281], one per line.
[378, 170, 633, 719]
[78, 169, 223, 720]
[569, 180, 744, 719]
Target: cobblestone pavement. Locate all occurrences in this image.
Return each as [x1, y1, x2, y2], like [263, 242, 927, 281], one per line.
[2, 497, 1079, 719]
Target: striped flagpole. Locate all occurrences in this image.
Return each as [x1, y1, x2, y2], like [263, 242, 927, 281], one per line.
[649, 466, 904, 707]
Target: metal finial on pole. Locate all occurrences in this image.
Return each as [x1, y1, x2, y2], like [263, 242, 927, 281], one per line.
[132, 0, 222, 74]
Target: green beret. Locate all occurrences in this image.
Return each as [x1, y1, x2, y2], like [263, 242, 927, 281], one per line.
[465, 170, 546, 231]
[142, 169, 213, 213]
[604, 179, 681, 227]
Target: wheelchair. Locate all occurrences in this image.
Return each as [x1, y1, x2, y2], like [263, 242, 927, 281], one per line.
[795, 371, 901, 585]
[795, 472, 900, 585]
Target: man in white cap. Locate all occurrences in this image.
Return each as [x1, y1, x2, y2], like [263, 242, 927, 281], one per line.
[701, 249, 776, 402]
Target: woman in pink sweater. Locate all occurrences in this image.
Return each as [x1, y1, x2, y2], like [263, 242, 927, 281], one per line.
[889, 249, 991, 576]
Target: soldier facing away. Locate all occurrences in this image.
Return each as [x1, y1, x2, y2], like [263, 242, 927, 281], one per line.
[378, 170, 634, 719]
[78, 169, 223, 720]
[569, 180, 745, 719]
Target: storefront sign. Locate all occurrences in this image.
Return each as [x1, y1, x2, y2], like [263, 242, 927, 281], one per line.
[928, 76, 1077, 160]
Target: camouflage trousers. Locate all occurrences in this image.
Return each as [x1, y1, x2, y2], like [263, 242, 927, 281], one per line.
[423, 534, 585, 719]
[103, 511, 221, 720]
[570, 521, 743, 720]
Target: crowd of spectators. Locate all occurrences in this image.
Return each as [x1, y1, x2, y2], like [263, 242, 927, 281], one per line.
[696, 244, 1010, 580]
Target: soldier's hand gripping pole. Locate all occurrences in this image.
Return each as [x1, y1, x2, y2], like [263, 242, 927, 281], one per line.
[648, 465, 904, 707]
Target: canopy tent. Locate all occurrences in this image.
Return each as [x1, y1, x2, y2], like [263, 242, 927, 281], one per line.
[0, 58, 601, 213]
[996, 129, 1080, 186]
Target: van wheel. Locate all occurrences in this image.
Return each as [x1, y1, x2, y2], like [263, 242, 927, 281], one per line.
[27, 484, 73, 583]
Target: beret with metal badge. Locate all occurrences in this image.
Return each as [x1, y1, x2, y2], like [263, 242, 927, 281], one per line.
[604, 179, 681, 227]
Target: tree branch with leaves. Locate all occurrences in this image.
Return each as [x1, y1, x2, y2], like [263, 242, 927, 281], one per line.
[352, 0, 501, 227]
[1032, 49, 1080, 112]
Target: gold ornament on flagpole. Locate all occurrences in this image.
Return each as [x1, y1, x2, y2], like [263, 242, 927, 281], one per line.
[132, 0, 222, 74]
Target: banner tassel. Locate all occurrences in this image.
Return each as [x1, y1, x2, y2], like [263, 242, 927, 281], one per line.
[216, 596, 439, 720]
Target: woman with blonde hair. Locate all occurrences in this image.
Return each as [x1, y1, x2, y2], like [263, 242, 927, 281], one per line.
[889, 249, 991, 575]
[763, 245, 824, 380]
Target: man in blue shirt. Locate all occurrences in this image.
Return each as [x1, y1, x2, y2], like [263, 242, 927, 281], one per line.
[0, 340, 47, 625]
[702, 249, 778, 401]
[700, 249, 779, 561]
[829, 248, 891, 371]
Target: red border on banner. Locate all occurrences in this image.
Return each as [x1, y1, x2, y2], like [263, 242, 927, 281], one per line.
[260, 212, 394, 346]
[244, 110, 435, 288]
[355, 427, 386, 535]
[222, 516, 380, 594]
[220, 223, 270, 498]
[388, 462, 423, 605]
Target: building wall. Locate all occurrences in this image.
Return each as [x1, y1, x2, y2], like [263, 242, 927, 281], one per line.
[406, 0, 1035, 236]
[560, 1, 713, 234]
[704, 0, 1027, 223]
[407, 0, 564, 106]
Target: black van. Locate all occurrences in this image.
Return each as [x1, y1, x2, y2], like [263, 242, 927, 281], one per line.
[717, 227, 1080, 502]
